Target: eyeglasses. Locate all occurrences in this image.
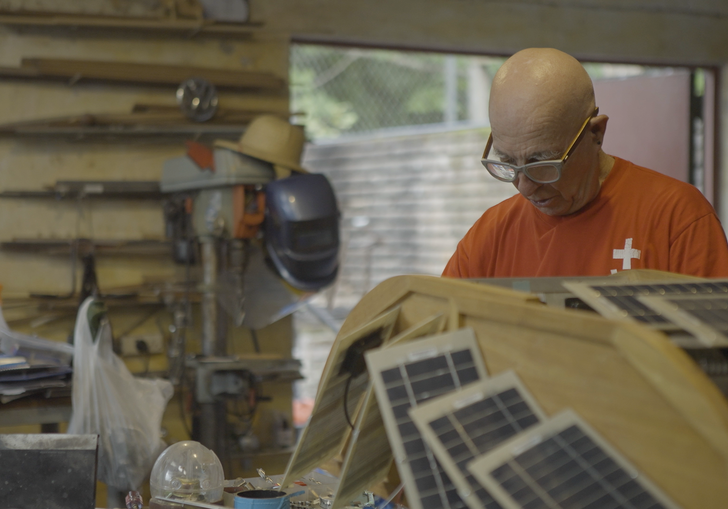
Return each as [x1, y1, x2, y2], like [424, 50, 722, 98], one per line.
[481, 107, 599, 184]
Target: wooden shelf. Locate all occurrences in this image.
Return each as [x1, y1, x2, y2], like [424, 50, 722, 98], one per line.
[0, 11, 264, 38]
[0, 124, 247, 140]
[0, 238, 172, 257]
[0, 57, 287, 92]
[0, 105, 290, 139]
[2, 283, 201, 314]
[0, 180, 164, 200]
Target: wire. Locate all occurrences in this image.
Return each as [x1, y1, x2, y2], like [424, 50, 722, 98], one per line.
[250, 329, 261, 353]
[343, 373, 355, 430]
[375, 482, 405, 509]
[116, 307, 164, 340]
[178, 372, 193, 439]
[136, 339, 151, 376]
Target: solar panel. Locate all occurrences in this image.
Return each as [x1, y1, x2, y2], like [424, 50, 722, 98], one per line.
[468, 410, 682, 509]
[366, 327, 489, 509]
[281, 306, 401, 488]
[563, 279, 728, 347]
[332, 314, 447, 509]
[410, 371, 546, 509]
[638, 294, 728, 348]
[409, 371, 548, 509]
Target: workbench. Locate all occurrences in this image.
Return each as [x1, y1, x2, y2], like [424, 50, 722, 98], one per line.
[0, 391, 72, 432]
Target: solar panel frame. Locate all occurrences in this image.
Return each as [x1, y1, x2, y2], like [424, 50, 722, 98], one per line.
[281, 306, 401, 488]
[410, 371, 548, 509]
[332, 313, 448, 509]
[638, 294, 728, 348]
[366, 327, 490, 509]
[468, 409, 683, 509]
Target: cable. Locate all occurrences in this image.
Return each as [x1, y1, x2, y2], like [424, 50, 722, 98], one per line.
[343, 373, 355, 430]
[136, 339, 151, 376]
[178, 372, 193, 439]
[250, 328, 261, 353]
[375, 482, 405, 509]
[116, 307, 163, 341]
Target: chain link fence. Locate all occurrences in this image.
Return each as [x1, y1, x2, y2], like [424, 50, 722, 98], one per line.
[290, 44, 506, 140]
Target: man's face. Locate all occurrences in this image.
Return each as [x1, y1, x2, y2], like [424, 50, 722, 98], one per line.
[492, 117, 601, 216]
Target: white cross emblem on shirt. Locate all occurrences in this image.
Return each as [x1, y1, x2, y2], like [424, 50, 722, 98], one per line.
[612, 238, 641, 273]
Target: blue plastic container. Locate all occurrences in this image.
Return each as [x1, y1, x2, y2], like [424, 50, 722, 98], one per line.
[234, 489, 295, 509]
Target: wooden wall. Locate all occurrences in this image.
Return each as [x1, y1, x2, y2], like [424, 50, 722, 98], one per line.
[0, 27, 288, 302]
[0, 2, 294, 500]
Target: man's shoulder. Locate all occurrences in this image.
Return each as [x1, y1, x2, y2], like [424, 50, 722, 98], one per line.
[613, 157, 705, 198]
[611, 157, 716, 220]
[616, 157, 693, 187]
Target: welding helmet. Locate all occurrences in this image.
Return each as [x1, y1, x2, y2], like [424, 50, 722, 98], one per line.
[264, 173, 340, 291]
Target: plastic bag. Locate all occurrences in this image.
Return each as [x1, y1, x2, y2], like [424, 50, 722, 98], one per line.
[67, 297, 174, 491]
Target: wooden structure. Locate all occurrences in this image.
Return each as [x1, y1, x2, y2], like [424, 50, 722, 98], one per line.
[312, 275, 728, 509]
[283, 277, 539, 485]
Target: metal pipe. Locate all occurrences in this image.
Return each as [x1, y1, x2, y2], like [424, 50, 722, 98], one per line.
[200, 236, 219, 357]
[198, 236, 227, 459]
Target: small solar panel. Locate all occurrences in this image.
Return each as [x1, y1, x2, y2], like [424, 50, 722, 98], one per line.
[565, 280, 728, 327]
[410, 371, 548, 509]
[281, 306, 400, 488]
[638, 294, 728, 348]
[366, 327, 489, 509]
[563, 279, 728, 347]
[468, 410, 682, 509]
[332, 314, 447, 509]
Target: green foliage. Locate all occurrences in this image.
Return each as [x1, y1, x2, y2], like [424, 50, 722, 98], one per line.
[291, 45, 471, 139]
[291, 66, 359, 139]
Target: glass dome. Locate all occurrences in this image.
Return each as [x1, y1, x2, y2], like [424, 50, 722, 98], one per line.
[150, 441, 224, 503]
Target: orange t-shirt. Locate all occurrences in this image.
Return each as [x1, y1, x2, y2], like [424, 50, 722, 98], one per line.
[442, 157, 728, 279]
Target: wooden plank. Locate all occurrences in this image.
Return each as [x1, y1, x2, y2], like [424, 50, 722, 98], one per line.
[0, 124, 247, 138]
[131, 103, 290, 120]
[280, 307, 402, 488]
[0, 111, 256, 130]
[0, 12, 263, 38]
[0, 58, 286, 91]
[332, 313, 446, 509]
[0, 238, 171, 256]
[22, 57, 285, 90]
[338, 275, 539, 337]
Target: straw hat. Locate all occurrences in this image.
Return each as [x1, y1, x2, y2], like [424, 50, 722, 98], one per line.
[214, 115, 307, 174]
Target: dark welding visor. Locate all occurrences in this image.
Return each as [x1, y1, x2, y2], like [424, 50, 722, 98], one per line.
[264, 173, 340, 291]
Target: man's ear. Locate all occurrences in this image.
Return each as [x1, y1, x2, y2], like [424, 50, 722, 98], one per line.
[591, 114, 609, 145]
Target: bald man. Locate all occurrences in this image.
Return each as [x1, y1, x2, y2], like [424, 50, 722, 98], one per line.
[442, 48, 728, 278]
